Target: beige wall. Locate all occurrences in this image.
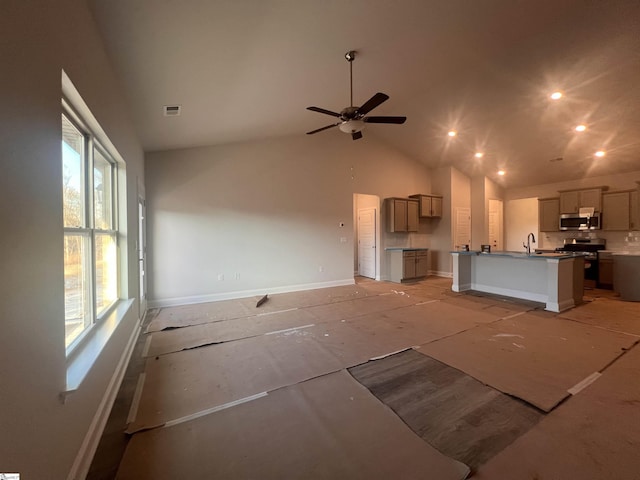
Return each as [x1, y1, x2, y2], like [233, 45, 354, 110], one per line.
[0, 1, 144, 478]
[145, 133, 432, 305]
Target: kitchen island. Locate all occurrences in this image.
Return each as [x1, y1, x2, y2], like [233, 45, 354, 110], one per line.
[451, 251, 585, 312]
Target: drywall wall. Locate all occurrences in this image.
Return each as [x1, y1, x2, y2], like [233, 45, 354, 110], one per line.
[505, 198, 539, 251]
[429, 167, 471, 276]
[145, 133, 432, 305]
[0, 1, 144, 478]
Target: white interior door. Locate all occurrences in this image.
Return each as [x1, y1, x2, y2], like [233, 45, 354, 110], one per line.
[357, 207, 376, 279]
[489, 199, 503, 250]
[138, 196, 147, 317]
[454, 207, 471, 249]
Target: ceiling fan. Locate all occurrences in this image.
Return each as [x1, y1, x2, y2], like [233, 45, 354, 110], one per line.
[306, 50, 407, 140]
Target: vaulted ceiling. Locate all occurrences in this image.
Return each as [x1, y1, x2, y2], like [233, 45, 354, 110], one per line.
[89, 0, 640, 189]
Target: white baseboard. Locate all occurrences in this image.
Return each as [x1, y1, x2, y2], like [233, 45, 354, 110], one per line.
[429, 270, 453, 278]
[148, 278, 356, 309]
[66, 319, 141, 480]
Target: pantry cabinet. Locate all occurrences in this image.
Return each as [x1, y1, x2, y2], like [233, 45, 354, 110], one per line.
[387, 198, 419, 232]
[538, 198, 560, 232]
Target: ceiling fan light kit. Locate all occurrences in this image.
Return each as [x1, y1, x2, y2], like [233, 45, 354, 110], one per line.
[306, 50, 406, 140]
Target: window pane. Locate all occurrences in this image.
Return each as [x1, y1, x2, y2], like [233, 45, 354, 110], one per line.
[94, 147, 113, 230]
[64, 234, 91, 347]
[62, 114, 85, 228]
[95, 233, 118, 315]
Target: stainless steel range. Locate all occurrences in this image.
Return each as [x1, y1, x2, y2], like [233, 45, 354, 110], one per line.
[555, 238, 606, 283]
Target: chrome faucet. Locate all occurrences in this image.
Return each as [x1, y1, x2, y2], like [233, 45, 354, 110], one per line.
[523, 232, 536, 255]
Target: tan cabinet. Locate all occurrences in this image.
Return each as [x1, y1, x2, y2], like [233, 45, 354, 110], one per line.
[415, 250, 429, 276]
[538, 198, 560, 232]
[630, 190, 639, 230]
[602, 191, 630, 230]
[403, 251, 416, 278]
[410, 194, 443, 218]
[559, 188, 602, 213]
[389, 249, 429, 282]
[387, 198, 419, 232]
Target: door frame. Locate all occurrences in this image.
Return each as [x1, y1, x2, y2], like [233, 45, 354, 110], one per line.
[354, 194, 381, 281]
[137, 194, 147, 318]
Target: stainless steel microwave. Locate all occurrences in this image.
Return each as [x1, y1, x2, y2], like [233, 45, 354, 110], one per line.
[559, 212, 601, 230]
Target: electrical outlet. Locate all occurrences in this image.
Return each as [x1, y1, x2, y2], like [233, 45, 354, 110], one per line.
[217, 274, 224, 281]
[234, 273, 240, 280]
[340, 237, 347, 243]
[318, 266, 324, 272]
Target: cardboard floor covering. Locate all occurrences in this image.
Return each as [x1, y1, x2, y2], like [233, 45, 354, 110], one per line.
[473, 344, 640, 480]
[146, 292, 421, 357]
[116, 370, 470, 480]
[417, 313, 638, 412]
[129, 299, 506, 432]
[128, 321, 404, 432]
[146, 283, 374, 332]
[559, 297, 640, 336]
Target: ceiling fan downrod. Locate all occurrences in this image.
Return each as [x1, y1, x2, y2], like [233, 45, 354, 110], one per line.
[345, 50, 356, 108]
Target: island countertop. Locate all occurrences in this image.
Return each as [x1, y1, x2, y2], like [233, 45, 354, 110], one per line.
[385, 247, 429, 251]
[451, 250, 582, 260]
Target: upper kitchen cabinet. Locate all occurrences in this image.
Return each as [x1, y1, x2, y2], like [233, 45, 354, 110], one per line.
[559, 187, 603, 213]
[539, 197, 560, 232]
[387, 197, 419, 233]
[409, 194, 443, 218]
[602, 191, 630, 231]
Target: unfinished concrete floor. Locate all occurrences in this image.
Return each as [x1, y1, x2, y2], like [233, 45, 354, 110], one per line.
[88, 277, 640, 479]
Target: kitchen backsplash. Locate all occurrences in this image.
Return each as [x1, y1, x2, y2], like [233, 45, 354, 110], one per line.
[540, 231, 640, 251]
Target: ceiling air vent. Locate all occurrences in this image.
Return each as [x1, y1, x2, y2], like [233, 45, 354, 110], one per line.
[163, 105, 181, 117]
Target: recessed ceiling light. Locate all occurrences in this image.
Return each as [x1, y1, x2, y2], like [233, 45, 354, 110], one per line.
[447, 130, 457, 137]
[550, 91, 563, 100]
[497, 170, 506, 176]
[575, 124, 587, 132]
[474, 152, 484, 158]
[594, 150, 606, 157]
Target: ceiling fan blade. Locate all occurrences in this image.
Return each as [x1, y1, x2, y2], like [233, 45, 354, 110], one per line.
[364, 116, 407, 124]
[351, 131, 363, 140]
[306, 123, 341, 135]
[307, 106, 341, 118]
[357, 92, 389, 116]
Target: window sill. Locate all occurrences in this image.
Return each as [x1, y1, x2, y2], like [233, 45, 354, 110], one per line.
[62, 299, 134, 400]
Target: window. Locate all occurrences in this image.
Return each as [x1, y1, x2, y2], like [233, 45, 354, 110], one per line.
[62, 110, 118, 350]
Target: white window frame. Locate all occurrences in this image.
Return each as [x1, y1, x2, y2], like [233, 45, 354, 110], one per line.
[63, 99, 120, 355]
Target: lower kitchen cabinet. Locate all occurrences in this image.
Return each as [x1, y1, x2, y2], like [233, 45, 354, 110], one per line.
[388, 249, 429, 282]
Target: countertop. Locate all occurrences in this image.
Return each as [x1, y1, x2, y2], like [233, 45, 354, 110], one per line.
[385, 247, 429, 251]
[451, 250, 582, 260]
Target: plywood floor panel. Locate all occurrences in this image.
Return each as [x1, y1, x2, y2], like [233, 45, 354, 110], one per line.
[117, 371, 470, 480]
